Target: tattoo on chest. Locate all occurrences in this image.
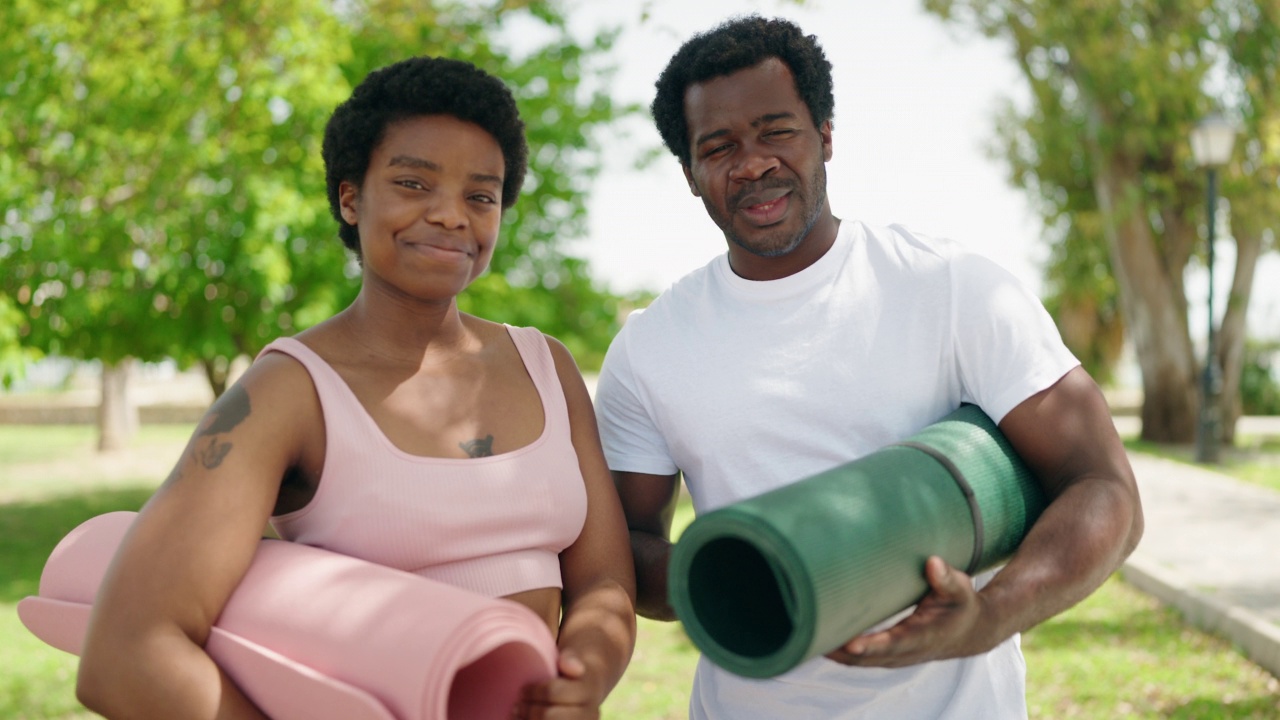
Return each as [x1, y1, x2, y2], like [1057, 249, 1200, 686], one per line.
[194, 384, 251, 470]
[459, 434, 495, 458]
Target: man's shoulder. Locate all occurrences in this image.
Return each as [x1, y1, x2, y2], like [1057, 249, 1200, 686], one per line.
[627, 261, 719, 324]
[854, 220, 966, 262]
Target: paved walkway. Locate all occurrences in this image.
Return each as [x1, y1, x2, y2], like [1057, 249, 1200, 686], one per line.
[1121, 450, 1280, 679]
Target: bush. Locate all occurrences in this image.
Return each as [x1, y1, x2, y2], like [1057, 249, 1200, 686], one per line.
[1241, 341, 1280, 416]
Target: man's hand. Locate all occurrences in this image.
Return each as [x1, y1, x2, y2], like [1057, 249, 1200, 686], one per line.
[824, 556, 998, 668]
[513, 651, 605, 719]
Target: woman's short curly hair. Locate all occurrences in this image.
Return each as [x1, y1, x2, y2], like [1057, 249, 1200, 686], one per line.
[322, 56, 528, 254]
[651, 16, 834, 167]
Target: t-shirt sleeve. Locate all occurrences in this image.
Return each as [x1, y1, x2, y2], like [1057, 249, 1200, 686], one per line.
[593, 324, 681, 477]
[951, 251, 1080, 423]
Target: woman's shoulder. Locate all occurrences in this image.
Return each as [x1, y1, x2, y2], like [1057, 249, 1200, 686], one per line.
[239, 343, 321, 409]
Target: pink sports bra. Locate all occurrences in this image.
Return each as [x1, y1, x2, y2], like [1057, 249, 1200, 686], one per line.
[261, 325, 588, 598]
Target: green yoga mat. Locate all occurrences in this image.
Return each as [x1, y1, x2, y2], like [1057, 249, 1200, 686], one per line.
[668, 404, 1047, 678]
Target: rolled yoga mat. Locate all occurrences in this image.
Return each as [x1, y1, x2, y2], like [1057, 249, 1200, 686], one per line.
[18, 511, 558, 720]
[668, 404, 1048, 678]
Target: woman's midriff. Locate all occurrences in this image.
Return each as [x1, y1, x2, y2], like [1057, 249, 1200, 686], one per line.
[503, 587, 562, 639]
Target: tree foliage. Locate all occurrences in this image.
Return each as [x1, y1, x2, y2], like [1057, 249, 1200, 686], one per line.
[925, 0, 1280, 442]
[1, 0, 632, 445]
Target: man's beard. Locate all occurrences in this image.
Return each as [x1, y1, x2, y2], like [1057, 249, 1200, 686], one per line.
[711, 164, 827, 259]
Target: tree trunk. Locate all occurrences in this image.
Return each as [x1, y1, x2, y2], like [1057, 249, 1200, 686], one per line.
[98, 358, 139, 452]
[1218, 217, 1265, 444]
[1088, 145, 1197, 442]
[202, 355, 232, 400]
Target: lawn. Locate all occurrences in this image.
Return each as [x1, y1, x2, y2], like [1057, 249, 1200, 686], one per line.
[2, 425, 1277, 718]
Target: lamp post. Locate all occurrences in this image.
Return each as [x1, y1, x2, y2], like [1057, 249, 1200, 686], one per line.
[1189, 113, 1236, 464]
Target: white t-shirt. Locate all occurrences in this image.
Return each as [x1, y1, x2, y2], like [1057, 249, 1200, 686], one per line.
[595, 219, 1079, 719]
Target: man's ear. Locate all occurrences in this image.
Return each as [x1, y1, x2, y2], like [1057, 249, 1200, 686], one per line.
[681, 163, 701, 198]
[338, 180, 360, 225]
[820, 120, 834, 163]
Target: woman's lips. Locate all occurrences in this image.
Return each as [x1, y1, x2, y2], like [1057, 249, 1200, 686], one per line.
[403, 238, 474, 260]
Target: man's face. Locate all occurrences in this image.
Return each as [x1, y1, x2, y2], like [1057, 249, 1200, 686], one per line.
[681, 58, 833, 278]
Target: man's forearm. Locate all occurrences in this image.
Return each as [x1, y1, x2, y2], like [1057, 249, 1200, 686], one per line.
[630, 530, 677, 621]
[979, 474, 1142, 642]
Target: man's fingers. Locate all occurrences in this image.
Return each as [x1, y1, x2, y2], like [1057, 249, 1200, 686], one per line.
[924, 556, 967, 598]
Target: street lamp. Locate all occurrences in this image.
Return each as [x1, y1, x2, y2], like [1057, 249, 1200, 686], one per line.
[1189, 113, 1236, 464]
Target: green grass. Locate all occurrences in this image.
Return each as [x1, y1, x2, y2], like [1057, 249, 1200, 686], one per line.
[1024, 576, 1280, 718]
[2, 486, 155, 720]
[3, 427, 1278, 718]
[0, 424, 191, 503]
[0, 425, 100, 465]
[0, 424, 194, 463]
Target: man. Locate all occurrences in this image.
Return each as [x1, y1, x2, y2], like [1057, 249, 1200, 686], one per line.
[594, 15, 1143, 719]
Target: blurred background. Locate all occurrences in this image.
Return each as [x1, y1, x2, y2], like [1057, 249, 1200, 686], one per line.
[2, 1, 1280, 716]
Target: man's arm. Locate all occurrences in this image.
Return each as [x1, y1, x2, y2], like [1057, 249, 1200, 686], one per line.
[613, 470, 683, 621]
[829, 366, 1143, 666]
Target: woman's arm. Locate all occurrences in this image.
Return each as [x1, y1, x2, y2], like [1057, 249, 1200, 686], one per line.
[518, 337, 637, 718]
[76, 353, 322, 719]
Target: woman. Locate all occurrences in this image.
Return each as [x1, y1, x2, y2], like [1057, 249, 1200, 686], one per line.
[75, 56, 636, 719]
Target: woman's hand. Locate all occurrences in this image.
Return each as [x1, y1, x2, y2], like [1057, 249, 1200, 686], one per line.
[513, 651, 606, 719]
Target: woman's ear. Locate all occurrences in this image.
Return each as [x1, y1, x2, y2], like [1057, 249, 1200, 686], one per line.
[338, 181, 360, 225]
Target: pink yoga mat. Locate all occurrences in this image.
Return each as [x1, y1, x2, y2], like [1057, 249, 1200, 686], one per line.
[18, 511, 558, 720]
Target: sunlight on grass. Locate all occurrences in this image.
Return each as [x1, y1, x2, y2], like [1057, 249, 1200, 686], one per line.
[0, 425, 192, 503]
[0, 425, 194, 466]
[0, 426, 99, 465]
[1025, 577, 1280, 719]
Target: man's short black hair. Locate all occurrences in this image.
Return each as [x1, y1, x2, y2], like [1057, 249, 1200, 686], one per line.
[322, 56, 528, 254]
[651, 15, 835, 167]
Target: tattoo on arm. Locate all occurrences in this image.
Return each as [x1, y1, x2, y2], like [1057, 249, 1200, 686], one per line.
[194, 384, 251, 469]
[459, 434, 495, 458]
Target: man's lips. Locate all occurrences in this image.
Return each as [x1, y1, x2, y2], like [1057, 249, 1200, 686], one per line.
[735, 190, 792, 225]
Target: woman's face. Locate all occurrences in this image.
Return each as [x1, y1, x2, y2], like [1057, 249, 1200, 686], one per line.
[339, 114, 506, 303]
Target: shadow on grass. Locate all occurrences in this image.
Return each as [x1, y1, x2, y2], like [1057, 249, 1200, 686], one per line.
[0, 487, 153, 603]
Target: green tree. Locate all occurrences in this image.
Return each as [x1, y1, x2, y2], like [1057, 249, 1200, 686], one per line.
[1, 0, 351, 448]
[925, 0, 1280, 444]
[1, 0, 631, 448]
